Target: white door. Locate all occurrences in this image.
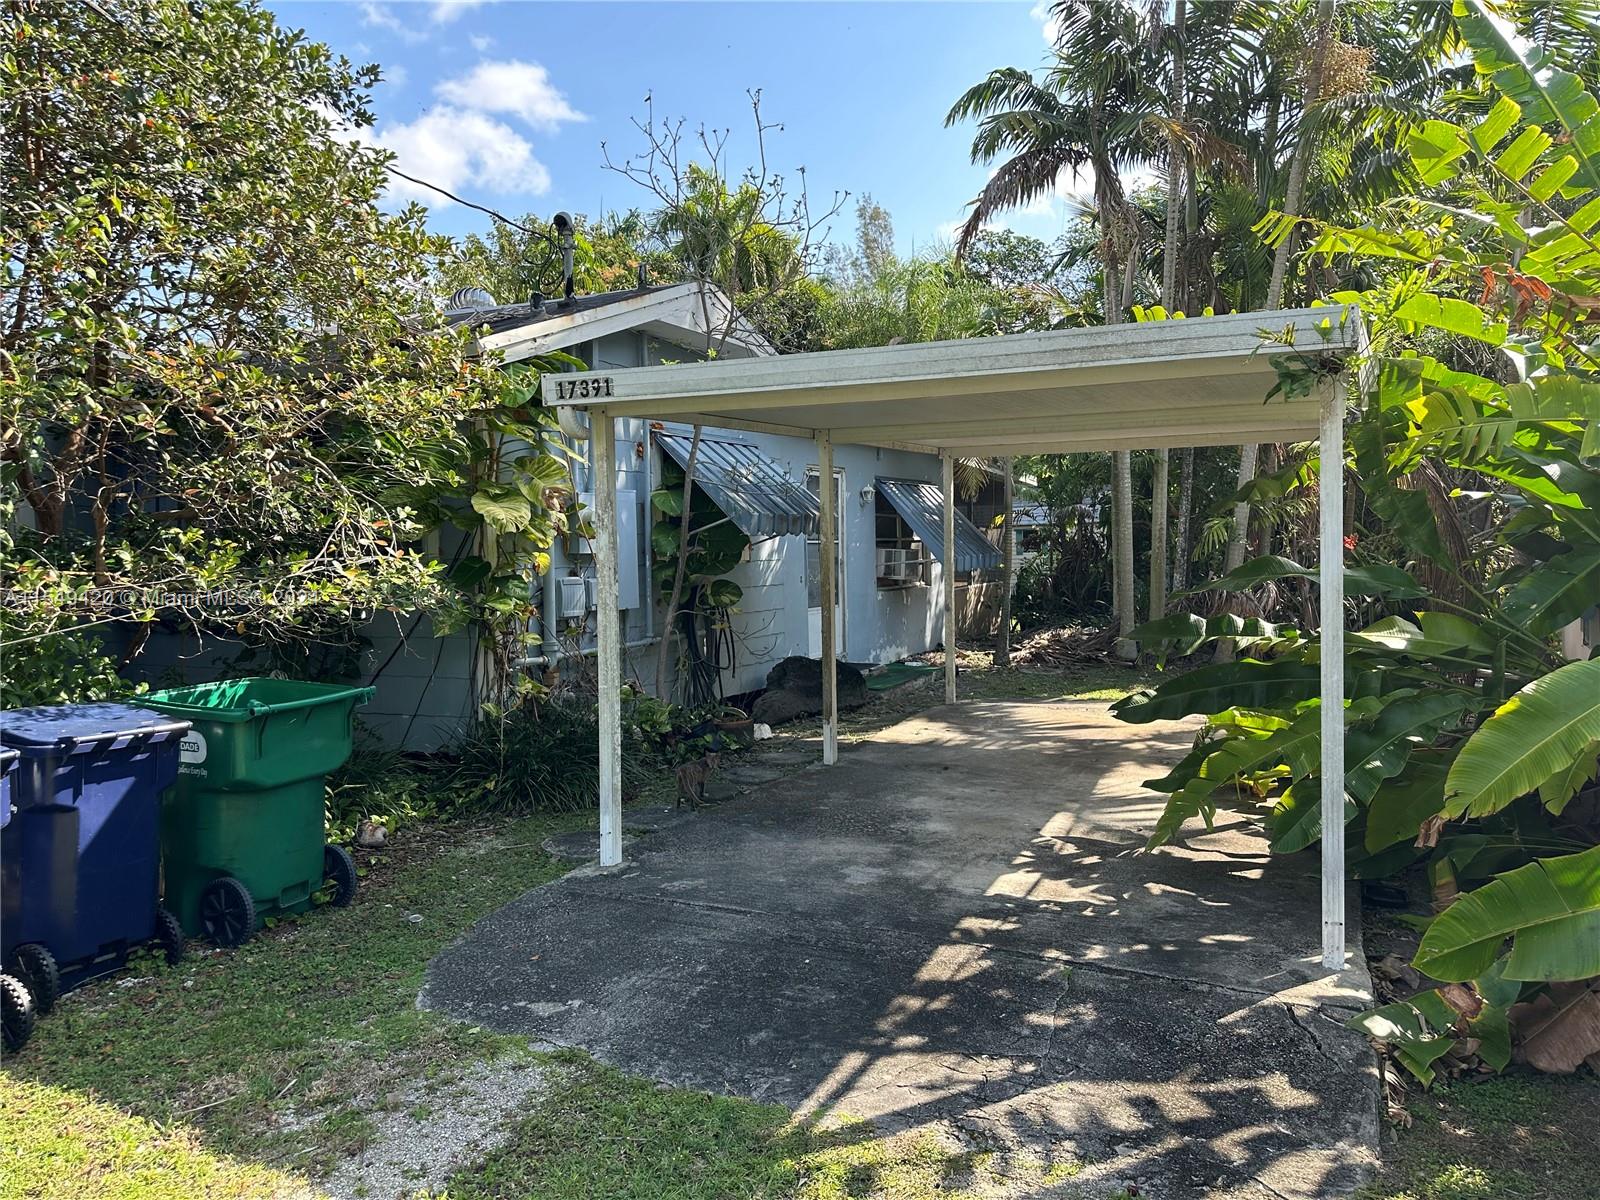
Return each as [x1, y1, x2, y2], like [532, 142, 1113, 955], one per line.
[806, 467, 845, 658]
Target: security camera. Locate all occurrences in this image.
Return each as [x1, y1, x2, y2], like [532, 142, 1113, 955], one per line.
[551, 211, 573, 236]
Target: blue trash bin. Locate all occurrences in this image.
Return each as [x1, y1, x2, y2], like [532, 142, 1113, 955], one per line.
[1, 704, 191, 1006]
[0, 747, 17, 827]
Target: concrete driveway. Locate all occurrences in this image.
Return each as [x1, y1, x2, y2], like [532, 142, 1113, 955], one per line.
[423, 700, 1378, 1199]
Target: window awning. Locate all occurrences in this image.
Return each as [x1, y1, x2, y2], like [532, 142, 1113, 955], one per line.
[876, 478, 1001, 572]
[656, 433, 819, 538]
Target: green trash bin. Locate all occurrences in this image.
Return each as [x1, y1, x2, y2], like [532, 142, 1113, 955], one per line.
[142, 679, 374, 946]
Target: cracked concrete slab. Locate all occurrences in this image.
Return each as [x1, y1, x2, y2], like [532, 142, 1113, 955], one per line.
[423, 701, 1379, 1199]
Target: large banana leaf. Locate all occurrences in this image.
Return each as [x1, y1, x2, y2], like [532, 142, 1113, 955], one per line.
[1269, 776, 1355, 854]
[1148, 706, 1326, 847]
[1414, 844, 1600, 982]
[1443, 658, 1600, 818]
[1502, 549, 1600, 636]
[1366, 760, 1452, 852]
[1267, 693, 1471, 854]
[1190, 554, 1424, 599]
[1347, 691, 1470, 805]
[1130, 612, 1298, 662]
[1348, 613, 1493, 660]
[1110, 658, 1322, 724]
[1454, 0, 1600, 188]
[1539, 740, 1600, 815]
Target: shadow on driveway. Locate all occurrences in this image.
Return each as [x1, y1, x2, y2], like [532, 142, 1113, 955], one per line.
[422, 701, 1379, 1199]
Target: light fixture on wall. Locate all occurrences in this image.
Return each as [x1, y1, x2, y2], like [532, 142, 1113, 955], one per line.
[858, 484, 876, 507]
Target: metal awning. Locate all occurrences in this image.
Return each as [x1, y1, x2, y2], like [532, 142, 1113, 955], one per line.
[656, 433, 819, 538]
[877, 478, 1001, 572]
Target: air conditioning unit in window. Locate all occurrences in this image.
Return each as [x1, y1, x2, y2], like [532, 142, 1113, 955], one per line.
[876, 547, 910, 581]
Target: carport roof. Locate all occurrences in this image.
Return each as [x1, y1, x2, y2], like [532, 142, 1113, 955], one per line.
[542, 305, 1365, 455]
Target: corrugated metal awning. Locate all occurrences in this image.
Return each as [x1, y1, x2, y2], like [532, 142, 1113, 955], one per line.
[876, 478, 1002, 572]
[656, 433, 819, 538]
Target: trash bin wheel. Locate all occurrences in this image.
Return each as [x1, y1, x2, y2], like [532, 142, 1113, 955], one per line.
[155, 906, 186, 966]
[2, 973, 35, 1054]
[199, 877, 256, 948]
[9, 944, 59, 1016]
[324, 844, 357, 908]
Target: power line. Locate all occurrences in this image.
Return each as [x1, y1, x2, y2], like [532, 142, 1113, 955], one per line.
[384, 167, 552, 242]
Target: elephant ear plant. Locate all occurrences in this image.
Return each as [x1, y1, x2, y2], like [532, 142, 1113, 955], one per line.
[1115, 1, 1600, 1083]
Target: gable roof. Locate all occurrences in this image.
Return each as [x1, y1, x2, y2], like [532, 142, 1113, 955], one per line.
[455, 281, 774, 364]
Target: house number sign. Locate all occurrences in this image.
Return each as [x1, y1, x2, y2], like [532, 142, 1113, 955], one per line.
[551, 376, 615, 401]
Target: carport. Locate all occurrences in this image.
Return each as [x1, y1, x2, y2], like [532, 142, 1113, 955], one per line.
[543, 304, 1366, 970]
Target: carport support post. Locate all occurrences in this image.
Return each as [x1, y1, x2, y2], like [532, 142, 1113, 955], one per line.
[594, 408, 624, 867]
[818, 431, 839, 765]
[942, 453, 957, 704]
[1319, 380, 1346, 970]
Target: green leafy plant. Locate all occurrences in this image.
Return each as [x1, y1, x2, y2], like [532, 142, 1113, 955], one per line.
[1116, 3, 1600, 1082]
[446, 697, 652, 816]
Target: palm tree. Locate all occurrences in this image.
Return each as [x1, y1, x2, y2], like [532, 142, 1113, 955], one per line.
[948, 2, 1162, 652]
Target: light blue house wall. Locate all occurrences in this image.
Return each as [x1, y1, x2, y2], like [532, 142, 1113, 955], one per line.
[357, 325, 951, 749]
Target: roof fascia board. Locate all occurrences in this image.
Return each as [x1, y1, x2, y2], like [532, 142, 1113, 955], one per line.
[540, 306, 1360, 414]
[480, 283, 774, 364]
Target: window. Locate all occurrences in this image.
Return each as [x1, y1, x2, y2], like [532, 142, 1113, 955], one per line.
[874, 491, 931, 588]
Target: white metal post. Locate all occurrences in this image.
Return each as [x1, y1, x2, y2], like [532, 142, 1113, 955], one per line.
[593, 409, 623, 867]
[942, 453, 957, 705]
[817, 432, 838, 765]
[1319, 381, 1346, 970]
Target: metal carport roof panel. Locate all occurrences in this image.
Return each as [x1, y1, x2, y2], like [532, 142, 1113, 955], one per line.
[876, 478, 1001, 573]
[656, 433, 820, 539]
[542, 306, 1365, 455]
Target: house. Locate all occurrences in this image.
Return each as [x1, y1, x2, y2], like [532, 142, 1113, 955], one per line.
[355, 281, 1002, 750]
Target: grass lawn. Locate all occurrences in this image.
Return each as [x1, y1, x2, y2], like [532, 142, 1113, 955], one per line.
[1355, 1073, 1600, 1200]
[1, 661, 1590, 1199]
[0, 810, 582, 1192]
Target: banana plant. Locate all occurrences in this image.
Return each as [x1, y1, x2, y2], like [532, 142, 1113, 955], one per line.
[1114, 7, 1600, 1079]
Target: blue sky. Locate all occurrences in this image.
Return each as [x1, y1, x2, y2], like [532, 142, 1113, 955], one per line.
[266, 1, 1081, 255]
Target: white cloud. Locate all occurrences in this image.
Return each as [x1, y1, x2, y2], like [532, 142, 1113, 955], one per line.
[431, 0, 495, 24]
[434, 60, 586, 132]
[1030, 0, 1062, 47]
[382, 62, 408, 89]
[469, 34, 494, 52]
[373, 106, 552, 204]
[359, 2, 426, 44]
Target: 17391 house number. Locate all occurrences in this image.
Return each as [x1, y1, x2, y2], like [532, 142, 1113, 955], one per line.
[551, 376, 615, 401]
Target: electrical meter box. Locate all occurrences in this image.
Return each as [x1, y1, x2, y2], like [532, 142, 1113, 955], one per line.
[556, 576, 589, 619]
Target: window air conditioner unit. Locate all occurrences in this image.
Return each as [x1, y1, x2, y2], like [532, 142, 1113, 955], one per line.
[876, 547, 910, 580]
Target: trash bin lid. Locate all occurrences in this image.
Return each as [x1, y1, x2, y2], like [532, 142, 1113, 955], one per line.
[0, 703, 191, 756]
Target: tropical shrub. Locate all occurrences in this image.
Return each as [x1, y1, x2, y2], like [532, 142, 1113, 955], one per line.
[445, 697, 653, 816]
[1115, 1, 1600, 1080]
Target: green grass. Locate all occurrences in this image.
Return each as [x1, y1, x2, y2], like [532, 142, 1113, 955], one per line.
[1, 1077, 315, 1199]
[1354, 1073, 1600, 1200]
[445, 1053, 1080, 1200]
[1, 810, 588, 1190]
[6, 662, 1593, 1200]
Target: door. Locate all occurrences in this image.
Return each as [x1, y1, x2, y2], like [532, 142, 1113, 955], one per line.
[806, 467, 845, 658]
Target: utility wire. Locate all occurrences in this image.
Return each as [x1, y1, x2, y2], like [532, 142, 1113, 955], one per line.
[384, 167, 552, 242]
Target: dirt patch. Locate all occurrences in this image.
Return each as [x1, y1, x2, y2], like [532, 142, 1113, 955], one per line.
[317, 1054, 553, 1200]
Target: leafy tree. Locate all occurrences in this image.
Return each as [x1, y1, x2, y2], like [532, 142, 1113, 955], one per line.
[437, 210, 670, 304]
[821, 192, 896, 286]
[0, 0, 566, 703]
